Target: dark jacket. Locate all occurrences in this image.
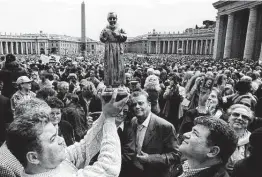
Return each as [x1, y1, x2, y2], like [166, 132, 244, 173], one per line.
[118, 120, 137, 177]
[162, 85, 183, 129]
[0, 68, 27, 98]
[62, 102, 87, 142]
[129, 113, 181, 177]
[78, 93, 102, 117]
[232, 155, 262, 177]
[58, 120, 75, 146]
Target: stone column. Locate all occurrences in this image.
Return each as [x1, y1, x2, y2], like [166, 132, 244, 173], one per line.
[200, 40, 204, 55]
[223, 13, 234, 58]
[148, 41, 151, 54]
[16, 42, 18, 54]
[0, 42, 3, 54]
[243, 7, 257, 60]
[5, 42, 8, 54]
[205, 39, 208, 55]
[172, 41, 175, 54]
[21, 42, 24, 54]
[204, 40, 207, 55]
[45, 42, 47, 55]
[191, 40, 194, 54]
[181, 40, 184, 54]
[25, 42, 28, 54]
[163, 41, 166, 54]
[10, 42, 13, 54]
[210, 39, 213, 55]
[156, 41, 160, 54]
[167, 41, 170, 54]
[31, 42, 33, 54]
[213, 15, 226, 59]
[259, 42, 262, 63]
[37, 42, 40, 55]
[195, 40, 198, 55]
[186, 40, 189, 54]
[177, 40, 179, 54]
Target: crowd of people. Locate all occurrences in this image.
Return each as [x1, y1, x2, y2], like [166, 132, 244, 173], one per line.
[0, 52, 262, 177]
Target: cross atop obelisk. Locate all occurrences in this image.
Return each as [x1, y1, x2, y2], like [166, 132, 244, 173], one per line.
[81, 1, 86, 58]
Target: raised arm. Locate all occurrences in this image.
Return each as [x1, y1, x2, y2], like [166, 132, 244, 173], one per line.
[66, 113, 105, 168]
[70, 89, 129, 177]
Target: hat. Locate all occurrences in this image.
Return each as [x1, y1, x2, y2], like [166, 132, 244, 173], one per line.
[16, 76, 32, 85]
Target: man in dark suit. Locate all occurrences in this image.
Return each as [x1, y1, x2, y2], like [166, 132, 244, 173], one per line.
[126, 90, 181, 177]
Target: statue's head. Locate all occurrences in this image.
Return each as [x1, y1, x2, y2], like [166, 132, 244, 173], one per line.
[107, 12, 117, 27]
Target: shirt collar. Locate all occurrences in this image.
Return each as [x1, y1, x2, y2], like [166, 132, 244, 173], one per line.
[181, 161, 209, 176]
[141, 113, 151, 128]
[117, 121, 124, 131]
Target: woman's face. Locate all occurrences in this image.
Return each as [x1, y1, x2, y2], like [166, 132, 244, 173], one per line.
[206, 90, 218, 110]
[228, 107, 251, 130]
[50, 108, 62, 125]
[207, 90, 219, 107]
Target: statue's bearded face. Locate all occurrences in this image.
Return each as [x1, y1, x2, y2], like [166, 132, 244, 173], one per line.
[108, 15, 117, 26]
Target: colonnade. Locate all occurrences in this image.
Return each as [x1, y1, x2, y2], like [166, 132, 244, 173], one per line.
[148, 39, 214, 55]
[0, 41, 43, 55]
[213, 5, 262, 60]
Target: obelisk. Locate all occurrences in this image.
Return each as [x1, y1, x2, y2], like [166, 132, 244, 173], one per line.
[81, 1, 86, 58]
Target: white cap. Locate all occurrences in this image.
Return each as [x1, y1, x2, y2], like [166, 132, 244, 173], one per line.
[16, 76, 32, 85]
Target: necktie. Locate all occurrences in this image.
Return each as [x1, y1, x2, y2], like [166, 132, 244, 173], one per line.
[117, 127, 123, 141]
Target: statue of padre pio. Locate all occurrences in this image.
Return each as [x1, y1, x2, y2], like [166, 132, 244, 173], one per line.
[100, 12, 127, 87]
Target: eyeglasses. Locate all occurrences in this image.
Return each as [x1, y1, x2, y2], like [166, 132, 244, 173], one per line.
[231, 112, 251, 122]
[109, 17, 116, 20]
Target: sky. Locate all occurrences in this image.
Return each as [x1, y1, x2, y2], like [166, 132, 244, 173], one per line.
[0, 0, 218, 40]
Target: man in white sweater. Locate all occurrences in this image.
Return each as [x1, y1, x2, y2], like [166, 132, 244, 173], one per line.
[6, 89, 128, 177]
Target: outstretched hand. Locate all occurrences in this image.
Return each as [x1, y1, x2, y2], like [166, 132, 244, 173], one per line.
[100, 88, 129, 118]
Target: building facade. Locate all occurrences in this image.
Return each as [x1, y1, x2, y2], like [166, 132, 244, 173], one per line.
[213, 1, 262, 60]
[0, 31, 104, 56]
[125, 28, 215, 55]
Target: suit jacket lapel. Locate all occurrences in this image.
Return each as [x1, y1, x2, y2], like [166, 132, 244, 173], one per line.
[131, 117, 138, 133]
[142, 114, 156, 148]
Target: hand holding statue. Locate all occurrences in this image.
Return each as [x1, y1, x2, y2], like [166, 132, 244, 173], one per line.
[100, 88, 129, 118]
